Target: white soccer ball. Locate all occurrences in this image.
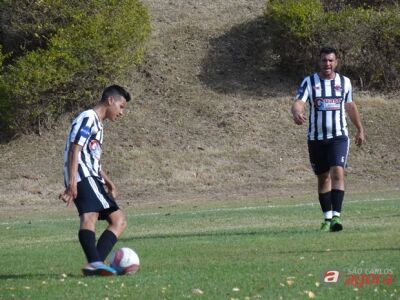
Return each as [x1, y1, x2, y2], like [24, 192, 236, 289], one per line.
[109, 247, 140, 275]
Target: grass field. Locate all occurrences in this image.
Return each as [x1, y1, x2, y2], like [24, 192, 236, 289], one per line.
[0, 193, 399, 300]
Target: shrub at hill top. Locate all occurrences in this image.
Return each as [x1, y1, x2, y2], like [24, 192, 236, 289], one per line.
[265, 0, 400, 90]
[0, 0, 150, 135]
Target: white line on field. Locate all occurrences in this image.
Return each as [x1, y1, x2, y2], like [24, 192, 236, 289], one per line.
[163, 197, 399, 217]
[0, 197, 398, 226]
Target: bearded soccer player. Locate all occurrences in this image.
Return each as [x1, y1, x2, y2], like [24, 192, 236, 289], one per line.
[60, 85, 131, 275]
[291, 47, 365, 232]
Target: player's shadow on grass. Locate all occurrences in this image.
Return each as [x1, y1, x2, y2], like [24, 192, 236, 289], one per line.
[0, 273, 82, 280]
[121, 230, 399, 253]
[198, 16, 296, 98]
[120, 228, 302, 242]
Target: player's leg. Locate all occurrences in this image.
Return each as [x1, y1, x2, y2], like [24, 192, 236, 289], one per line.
[79, 212, 116, 276]
[309, 141, 332, 231]
[75, 177, 117, 275]
[79, 212, 101, 263]
[97, 210, 127, 261]
[78, 176, 124, 262]
[330, 166, 345, 215]
[328, 136, 349, 232]
[330, 166, 344, 231]
[317, 171, 333, 231]
[317, 171, 332, 193]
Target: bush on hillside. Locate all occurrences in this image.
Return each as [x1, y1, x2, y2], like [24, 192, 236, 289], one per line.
[0, 0, 91, 62]
[0, 0, 150, 135]
[266, 0, 324, 75]
[265, 0, 400, 90]
[322, 0, 399, 11]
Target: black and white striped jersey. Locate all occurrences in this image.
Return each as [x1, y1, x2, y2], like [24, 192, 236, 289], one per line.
[63, 109, 104, 186]
[296, 73, 352, 141]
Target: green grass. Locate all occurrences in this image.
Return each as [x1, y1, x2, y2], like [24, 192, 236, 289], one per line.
[0, 194, 399, 299]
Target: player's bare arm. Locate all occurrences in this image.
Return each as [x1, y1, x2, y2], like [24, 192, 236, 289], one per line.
[101, 170, 117, 200]
[291, 100, 307, 125]
[59, 143, 82, 206]
[345, 102, 365, 146]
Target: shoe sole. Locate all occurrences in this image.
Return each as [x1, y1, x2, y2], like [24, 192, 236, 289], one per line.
[99, 269, 116, 276]
[82, 269, 97, 276]
[330, 223, 343, 232]
[82, 269, 116, 277]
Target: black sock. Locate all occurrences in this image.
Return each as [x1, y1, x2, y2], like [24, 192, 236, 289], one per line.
[332, 189, 345, 213]
[318, 191, 332, 214]
[97, 230, 118, 261]
[78, 229, 100, 263]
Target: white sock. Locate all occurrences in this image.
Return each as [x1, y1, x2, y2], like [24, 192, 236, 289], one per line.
[323, 211, 333, 220]
[333, 211, 341, 217]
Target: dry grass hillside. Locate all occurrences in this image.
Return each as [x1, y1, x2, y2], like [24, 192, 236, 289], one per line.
[0, 0, 399, 212]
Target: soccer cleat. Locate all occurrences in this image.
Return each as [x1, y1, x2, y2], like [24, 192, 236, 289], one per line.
[82, 261, 117, 276]
[320, 220, 331, 232]
[330, 216, 343, 232]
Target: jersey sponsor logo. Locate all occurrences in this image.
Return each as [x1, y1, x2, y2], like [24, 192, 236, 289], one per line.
[314, 97, 342, 111]
[80, 126, 91, 138]
[89, 139, 102, 160]
[334, 84, 343, 92]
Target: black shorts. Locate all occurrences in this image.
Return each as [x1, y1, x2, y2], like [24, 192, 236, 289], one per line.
[74, 176, 119, 220]
[308, 136, 349, 175]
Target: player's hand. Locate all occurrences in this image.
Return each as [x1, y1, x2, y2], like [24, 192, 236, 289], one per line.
[105, 181, 117, 200]
[355, 129, 365, 146]
[293, 112, 306, 125]
[108, 185, 118, 200]
[59, 185, 77, 207]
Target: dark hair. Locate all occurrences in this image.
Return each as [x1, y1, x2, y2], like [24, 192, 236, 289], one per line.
[320, 46, 338, 58]
[101, 84, 131, 102]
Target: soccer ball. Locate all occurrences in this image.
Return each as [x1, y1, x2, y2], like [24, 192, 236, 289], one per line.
[109, 247, 140, 275]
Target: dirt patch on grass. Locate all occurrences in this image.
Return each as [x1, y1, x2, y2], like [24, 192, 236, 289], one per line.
[0, 0, 399, 212]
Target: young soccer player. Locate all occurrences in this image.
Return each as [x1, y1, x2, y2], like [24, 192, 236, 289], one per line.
[291, 47, 365, 232]
[60, 85, 131, 275]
